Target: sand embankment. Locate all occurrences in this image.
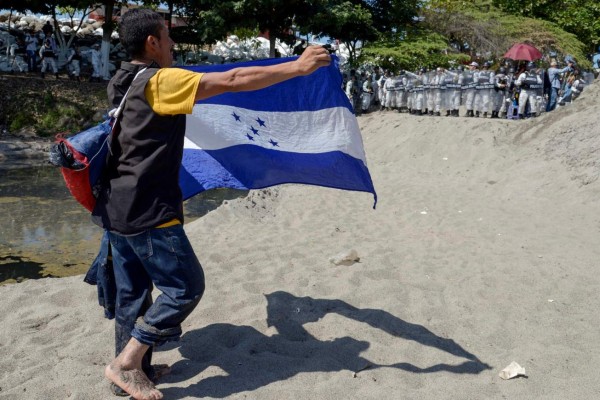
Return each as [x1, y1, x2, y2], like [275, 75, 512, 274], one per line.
[1, 82, 599, 399]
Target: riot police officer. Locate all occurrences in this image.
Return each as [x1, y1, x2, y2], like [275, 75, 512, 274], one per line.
[474, 61, 495, 118]
[463, 62, 478, 117]
[492, 67, 509, 118]
[515, 62, 543, 118]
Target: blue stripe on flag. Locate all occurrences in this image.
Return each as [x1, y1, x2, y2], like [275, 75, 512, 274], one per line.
[181, 56, 353, 113]
[180, 146, 376, 201]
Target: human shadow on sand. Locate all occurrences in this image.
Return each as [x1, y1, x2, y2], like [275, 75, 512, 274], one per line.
[158, 291, 491, 398]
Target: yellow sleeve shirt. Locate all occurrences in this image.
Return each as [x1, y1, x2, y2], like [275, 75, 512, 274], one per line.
[145, 68, 203, 116]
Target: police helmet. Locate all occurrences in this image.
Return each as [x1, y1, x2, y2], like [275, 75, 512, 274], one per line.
[419, 67, 426, 73]
[498, 67, 506, 74]
[508, 67, 515, 74]
[457, 65, 465, 72]
[564, 55, 575, 64]
[483, 61, 492, 68]
[526, 61, 535, 70]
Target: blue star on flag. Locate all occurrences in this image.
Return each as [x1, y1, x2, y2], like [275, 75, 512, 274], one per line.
[250, 126, 259, 135]
[269, 139, 279, 147]
[245, 133, 255, 141]
[232, 112, 241, 121]
[256, 117, 266, 127]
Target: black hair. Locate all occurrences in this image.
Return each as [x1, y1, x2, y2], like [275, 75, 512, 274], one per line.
[118, 8, 164, 59]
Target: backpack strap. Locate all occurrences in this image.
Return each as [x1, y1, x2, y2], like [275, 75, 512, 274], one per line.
[106, 67, 147, 155]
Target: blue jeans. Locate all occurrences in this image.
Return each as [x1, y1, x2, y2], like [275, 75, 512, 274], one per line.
[562, 86, 572, 103]
[108, 224, 205, 348]
[26, 50, 37, 72]
[546, 87, 559, 112]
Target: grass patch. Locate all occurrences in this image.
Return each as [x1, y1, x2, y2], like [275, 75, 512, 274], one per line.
[0, 76, 108, 137]
[8, 111, 33, 132]
[37, 105, 97, 136]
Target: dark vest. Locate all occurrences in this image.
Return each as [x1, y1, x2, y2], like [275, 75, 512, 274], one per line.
[92, 62, 187, 234]
[42, 47, 55, 58]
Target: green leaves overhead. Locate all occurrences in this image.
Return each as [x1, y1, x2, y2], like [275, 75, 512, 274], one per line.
[361, 30, 470, 72]
[492, 0, 600, 50]
[421, 0, 592, 69]
[5, 0, 596, 70]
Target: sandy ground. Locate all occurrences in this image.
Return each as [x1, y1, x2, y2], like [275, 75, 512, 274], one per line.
[1, 82, 599, 400]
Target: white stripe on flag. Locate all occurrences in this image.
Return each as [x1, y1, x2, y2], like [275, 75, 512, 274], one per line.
[185, 104, 367, 162]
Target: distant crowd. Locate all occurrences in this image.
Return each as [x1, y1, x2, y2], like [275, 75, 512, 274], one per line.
[345, 56, 597, 119]
[3, 21, 104, 81]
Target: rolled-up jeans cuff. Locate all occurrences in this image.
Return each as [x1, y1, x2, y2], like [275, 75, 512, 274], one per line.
[131, 317, 182, 346]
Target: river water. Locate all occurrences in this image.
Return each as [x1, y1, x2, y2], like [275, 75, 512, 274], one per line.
[0, 166, 247, 284]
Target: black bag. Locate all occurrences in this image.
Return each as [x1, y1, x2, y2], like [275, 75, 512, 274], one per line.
[543, 70, 551, 96]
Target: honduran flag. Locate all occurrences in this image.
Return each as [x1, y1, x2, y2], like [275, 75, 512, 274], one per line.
[51, 56, 376, 212]
[178, 55, 377, 207]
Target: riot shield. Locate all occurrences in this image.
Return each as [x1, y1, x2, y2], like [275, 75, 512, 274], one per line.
[377, 75, 387, 109]
[430, 70, 443, 114]
[411, 73, 426, 113]
[439, 71, 450, 114]
[404, 74, 415, 112]
[492, 73, 509, 116]
[422, 71, 433, 113]
[462, 70, 476, 113]
[582, 71, 595, 89]
[529, 70, 545, 114]
[395, 73, 407, 110]
[383, 75, 396, 109]
[474, 69, 494, 115]
[445, 71, 462, 113]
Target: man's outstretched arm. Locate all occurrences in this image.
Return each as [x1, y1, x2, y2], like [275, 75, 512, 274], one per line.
[195, 45, 331, 101]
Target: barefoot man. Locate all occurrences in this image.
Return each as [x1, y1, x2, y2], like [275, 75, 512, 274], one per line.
[91, 8, 331, 399]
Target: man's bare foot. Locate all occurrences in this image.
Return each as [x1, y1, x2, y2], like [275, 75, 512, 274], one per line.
[105, 363, 163, 400]
[110, 364, 171, 397]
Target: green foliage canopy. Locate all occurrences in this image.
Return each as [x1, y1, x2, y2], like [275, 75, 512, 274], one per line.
[492, 0, 600, 51]
[422, 0, 591, 69]
[361, 29, 470, 72]
[5, 0, 595, 71]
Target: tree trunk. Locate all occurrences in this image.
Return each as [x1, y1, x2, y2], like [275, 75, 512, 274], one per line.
[50, 6, 67, 68]
[269, 34, 276, 58]
[67, 7, 90, 50]
[101, 0, 115, 80]
[167, 1, 173, 31]
[345, 40, 356, 68]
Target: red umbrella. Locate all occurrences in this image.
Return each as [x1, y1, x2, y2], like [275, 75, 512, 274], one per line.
[503, 43, 543, 61]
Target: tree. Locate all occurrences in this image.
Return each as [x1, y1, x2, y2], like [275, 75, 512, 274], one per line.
[422, 0, 591, 68]
[173, 0, 316, 57]
[171, 0, 248, 46]
[142, 0, 190, 31]
[297, 0, 420, 68]
[241, 0, 314, 57]
[3, 0, 49, 30]
[368, 0, 420, 31]
[51, 1, 95, 68]
[491, 0, 600, 53]
[361, 29, 470, 72]
[302, 1, 379, 67]
[9, 0, 96, 68]
[98, 0, 116, 80]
